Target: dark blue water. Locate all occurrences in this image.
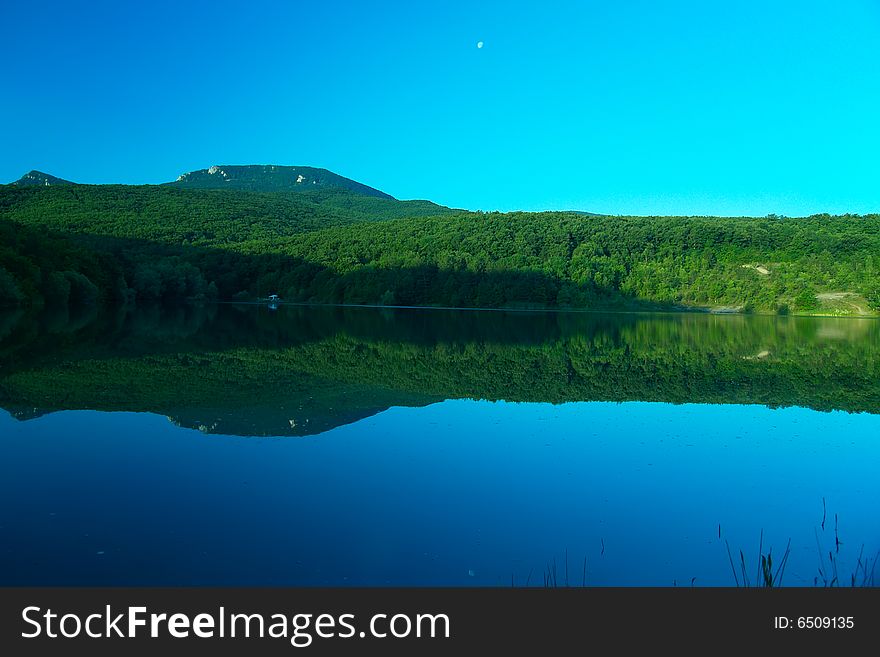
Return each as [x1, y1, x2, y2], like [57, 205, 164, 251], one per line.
[2, 401, 878, 586]
[1, 305, 878, 586]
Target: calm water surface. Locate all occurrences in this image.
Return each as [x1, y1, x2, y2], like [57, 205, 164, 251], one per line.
[1, 304, 878, 585]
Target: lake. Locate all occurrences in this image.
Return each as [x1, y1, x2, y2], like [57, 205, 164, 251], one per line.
[1, 304, 878, 586]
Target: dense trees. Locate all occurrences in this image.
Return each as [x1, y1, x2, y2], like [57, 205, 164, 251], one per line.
[0, 185, 451, 246]
[2, 184, 879, 314]
[0, 220, 126, 308]
[0, 185, 452, 308]
[264, 212, 880, 313]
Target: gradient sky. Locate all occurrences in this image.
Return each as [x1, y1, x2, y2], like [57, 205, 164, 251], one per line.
[2, 0, 879, 215]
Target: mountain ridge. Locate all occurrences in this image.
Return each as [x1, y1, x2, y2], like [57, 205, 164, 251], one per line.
[166, 164, 395, 199]
[11, 170, 74, 187]
[6, 164, 396, 200]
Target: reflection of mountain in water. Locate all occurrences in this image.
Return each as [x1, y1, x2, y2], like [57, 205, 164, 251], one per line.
[167, 384, 437, 437]
[1, 304, 878, 437]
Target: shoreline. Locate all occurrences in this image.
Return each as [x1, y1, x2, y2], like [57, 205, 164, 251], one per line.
[221, 300, 880, 320]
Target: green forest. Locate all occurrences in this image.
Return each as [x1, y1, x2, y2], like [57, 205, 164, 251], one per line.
[2, 179, 879, 315]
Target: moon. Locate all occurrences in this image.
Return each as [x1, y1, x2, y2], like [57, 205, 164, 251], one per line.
[477, 41, 484, 49]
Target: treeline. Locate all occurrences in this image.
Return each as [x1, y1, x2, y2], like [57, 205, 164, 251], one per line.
[0, 184, 457, 309]
[0, 221, 221, 308]
[2, 184, 880, 314]
[259, 212, 880, 313]
[0, 221, 122, 308]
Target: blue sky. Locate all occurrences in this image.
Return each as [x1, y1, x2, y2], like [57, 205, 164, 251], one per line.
[2, 0, 879, 215]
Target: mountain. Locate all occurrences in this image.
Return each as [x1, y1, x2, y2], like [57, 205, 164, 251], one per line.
[167, 164, 395, 199]
[11, 170, 74, 187]
[0, 176, 456, 308]
[6, 164, 397, 200]
[2, 165, 879, 316]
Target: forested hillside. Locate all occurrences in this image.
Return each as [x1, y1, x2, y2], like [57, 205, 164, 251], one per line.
[0, 185, 450, 246]
[0, 184, 453, 307]
[0, 221, 126, 307]
[260, 212, 880, 313]
[1, 176, 879, 315]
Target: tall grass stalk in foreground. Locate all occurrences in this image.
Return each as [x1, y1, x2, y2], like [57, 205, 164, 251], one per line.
[725, 503, 877, 588]
[813, 512, 878, 588]
[725, 529, 791, 588]
[518, 504, 876, 587]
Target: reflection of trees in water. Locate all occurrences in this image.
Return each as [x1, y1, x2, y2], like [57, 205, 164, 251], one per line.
[1, 305, 878, 437]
